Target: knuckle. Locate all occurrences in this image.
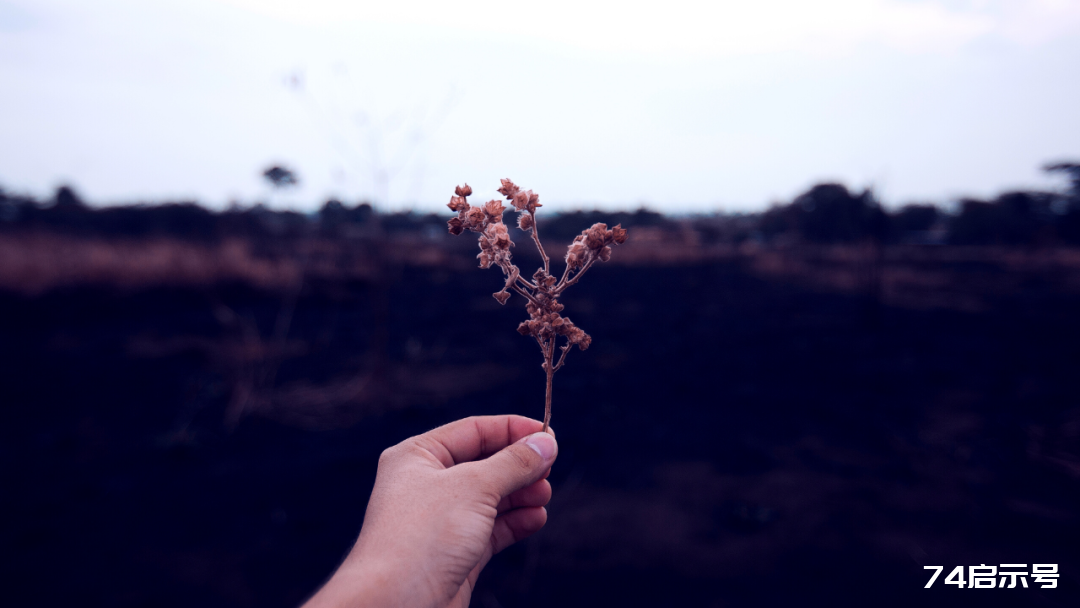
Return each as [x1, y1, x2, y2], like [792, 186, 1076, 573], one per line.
[378, 442, 408, 467]
[377, 448, 395, 469]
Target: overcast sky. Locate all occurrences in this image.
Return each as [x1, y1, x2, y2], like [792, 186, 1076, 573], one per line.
[1, 0, 1079, 212]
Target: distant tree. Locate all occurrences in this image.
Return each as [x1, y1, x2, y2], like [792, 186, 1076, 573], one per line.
[759, 183, 886, 243]
[1045, 162, 1080, 244]
[262, 166, 299, 189]
[795, 184, 887, 243]
[1044, 162, 1080, 198]
[949, 191, 1054, 246]
[319, 199, 375, 236]
[891, 205, 938, 233]
[53, 185, 85, 208]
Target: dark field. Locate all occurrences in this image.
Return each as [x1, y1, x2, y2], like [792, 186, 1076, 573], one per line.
[3, 226, 1080, 606]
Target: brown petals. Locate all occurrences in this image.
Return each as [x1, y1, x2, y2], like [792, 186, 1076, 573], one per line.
[465, 206, 486, 227]
[448, 196, 469, 212]
[484, 222, 511, 250]
[574, 222, 628, 256]
[484, 199, 505, 221]
[497, 179, 520, 199]
[493, 290, 511, 305]
[576, 331, 592, 350]
[585, 223, 607, 250]
[447, 217, 464, 235]
[611, 224, 628, 244]
[455, 184, 473, 197]
[565, 242, 587, 269]
[510, 191, 528, 211]
[518, 212, 534, 231]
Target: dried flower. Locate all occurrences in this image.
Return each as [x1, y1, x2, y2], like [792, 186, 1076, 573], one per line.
[611, 224, 628, 244]
[484, 199, 505, 221]
[518, 213, 534, 231]
[497, 178, 520, 198]
[446, 179, 628, 431]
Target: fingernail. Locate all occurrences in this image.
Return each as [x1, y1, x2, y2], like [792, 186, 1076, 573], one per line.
[524, 432, 556, 460]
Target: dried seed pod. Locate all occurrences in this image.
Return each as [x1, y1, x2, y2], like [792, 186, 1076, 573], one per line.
[611, 224, 628, 244]
[484, 199, 505, 221]
[518, 213, 534, 231]
[497, 178, 520, 198]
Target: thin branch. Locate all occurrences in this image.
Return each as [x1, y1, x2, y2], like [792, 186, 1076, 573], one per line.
[555, 259, 596, 295]
[527, 211, 550, 275]
[500, 264, 520, 291]
[516, 274, 539, 292]
[511, 283, 541, 306]
[557, 259, 573, 290]
[553, 340, 571, 371]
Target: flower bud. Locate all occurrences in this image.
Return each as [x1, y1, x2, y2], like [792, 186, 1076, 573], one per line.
[447, 196, 469, 212]
[447, 217, 464, 235]
[484, 199, 505, 221]
[511, 191, 529, 211]
[455, 184, 473, 197]
[611, 224, 628, 244]
[493, 290, 511, 305]
[497, 178, 520, 198]
[585, 224, 606, 250]
[465, 206, 485, 227]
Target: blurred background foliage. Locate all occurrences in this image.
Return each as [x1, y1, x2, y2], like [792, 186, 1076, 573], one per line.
[2, 166, 1080, 606]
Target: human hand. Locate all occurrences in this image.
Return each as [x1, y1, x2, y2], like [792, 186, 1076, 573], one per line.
[302, 415, 558, 608]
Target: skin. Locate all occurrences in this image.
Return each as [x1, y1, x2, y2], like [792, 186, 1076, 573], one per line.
[302, 415, 558, 608]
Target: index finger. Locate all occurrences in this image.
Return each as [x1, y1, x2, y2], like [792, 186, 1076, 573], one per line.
[415, 415, 553, 467]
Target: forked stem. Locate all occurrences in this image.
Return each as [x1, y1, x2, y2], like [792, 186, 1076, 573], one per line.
[529, 211, 550, 275]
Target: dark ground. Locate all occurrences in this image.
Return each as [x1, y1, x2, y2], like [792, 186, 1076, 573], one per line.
[2, 237, 1079, 607]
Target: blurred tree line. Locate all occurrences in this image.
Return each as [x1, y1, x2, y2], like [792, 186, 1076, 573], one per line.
[2, 162, 1078, 246]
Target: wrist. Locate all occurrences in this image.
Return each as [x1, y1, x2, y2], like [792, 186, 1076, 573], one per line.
[305, 555, 404, 608]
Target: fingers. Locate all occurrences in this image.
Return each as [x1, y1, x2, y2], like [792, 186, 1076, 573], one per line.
[414, 415, 548, 467]
[490, 507, 547, 555]
[464, 431, 558, 498]
[496, 478, 552, 514]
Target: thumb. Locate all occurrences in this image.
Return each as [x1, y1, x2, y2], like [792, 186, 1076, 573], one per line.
[471, 432, 558, 498]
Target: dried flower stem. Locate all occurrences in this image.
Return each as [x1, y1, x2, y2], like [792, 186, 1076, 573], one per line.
[447, 179, 627, 431]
